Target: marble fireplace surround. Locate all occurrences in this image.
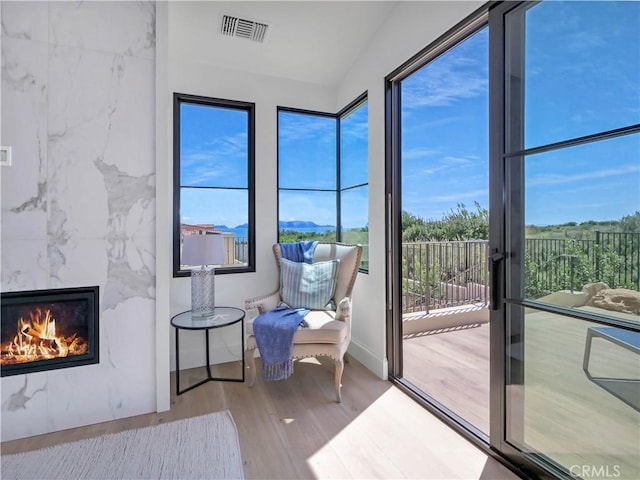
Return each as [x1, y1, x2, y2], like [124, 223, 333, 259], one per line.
[1, 286, 100, 377]
[1, 1, 157, 441]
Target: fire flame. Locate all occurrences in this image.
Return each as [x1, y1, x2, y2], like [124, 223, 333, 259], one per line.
[1, 308, 88, 365]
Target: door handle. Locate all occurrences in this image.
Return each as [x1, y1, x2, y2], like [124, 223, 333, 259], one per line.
[488, 250, 504, 311]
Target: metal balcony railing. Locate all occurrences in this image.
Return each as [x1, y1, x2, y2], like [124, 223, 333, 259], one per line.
[401, 232, 639, 313]
[402, 241, 489, 314]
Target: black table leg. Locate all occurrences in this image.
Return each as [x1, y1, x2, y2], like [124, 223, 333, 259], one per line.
[173, 314, 246, 395]
[175, 327, 181, 395]
[205, 330, 212, 380]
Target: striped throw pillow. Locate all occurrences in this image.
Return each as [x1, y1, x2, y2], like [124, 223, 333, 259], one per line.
[280, 257, 340, 310]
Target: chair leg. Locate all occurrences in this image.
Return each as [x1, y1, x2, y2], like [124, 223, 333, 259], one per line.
[245, 348, 256, 387]
[344, 352, 350, 364]
[334, 358, 344, 403]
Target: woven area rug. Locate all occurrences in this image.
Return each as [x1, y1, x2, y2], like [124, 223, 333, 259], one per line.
[1, 410, 244, 480]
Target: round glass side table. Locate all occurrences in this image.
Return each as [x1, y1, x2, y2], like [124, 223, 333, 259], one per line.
[171, 306, 245, 395]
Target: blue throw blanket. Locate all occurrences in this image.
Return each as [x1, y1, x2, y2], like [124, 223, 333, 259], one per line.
[254, 306, 309, 381]
[280, 241, 318, 263]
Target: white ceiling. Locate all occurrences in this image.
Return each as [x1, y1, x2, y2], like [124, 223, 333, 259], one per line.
[169, 1, 398, 87]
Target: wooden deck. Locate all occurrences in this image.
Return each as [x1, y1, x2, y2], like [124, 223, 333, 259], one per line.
[402, 306, 640, 479]
[403, 320, 490, 434]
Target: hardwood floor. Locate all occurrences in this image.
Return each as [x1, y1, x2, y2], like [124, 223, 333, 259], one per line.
[1, 357, 520, 479]
[403, 322, 490, 435]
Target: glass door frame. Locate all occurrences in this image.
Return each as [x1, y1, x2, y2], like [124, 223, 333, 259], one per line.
[490, 1, 640, 478]
[383, 1, 640, 477]
[383, 0, 516, 464]
[487, 0, 523, 470]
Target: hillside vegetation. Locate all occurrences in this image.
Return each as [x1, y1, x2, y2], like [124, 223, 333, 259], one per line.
[403, 202, 488, 242]
[401, 205, 639, 241]
[526, 211, 640, 239]
[278, 208, 640, 243]
[399, 207, 639, 302]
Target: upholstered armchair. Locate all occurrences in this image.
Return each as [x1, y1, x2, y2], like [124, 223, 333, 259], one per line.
[244, 242, 363, 402]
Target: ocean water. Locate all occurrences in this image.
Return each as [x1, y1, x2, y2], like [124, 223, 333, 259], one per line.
[219, 226, 335, 240]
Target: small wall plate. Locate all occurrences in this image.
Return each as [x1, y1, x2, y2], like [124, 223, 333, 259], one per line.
[0, 146, 12, 167]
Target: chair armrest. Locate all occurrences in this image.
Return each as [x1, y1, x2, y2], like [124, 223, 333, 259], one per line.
[245, 290, 281, 313]
[334, 297, 352, 324]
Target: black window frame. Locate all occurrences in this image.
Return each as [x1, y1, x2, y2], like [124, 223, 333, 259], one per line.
[173, 92, 256, 278]
[338, 93, 369, 272]
[277, 93, 369, 273]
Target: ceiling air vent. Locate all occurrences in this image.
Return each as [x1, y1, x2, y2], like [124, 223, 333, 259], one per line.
[220, 14, 269, 43]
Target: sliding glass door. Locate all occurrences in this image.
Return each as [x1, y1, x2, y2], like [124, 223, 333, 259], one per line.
[397, 25, 490, 436]
[388, 1, 640, 477]
[494, 2, 640, 477]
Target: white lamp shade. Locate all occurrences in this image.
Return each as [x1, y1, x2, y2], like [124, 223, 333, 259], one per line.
[182, 234, 225, 266]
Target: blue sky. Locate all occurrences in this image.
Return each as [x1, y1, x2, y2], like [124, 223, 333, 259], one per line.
[180, 1, 639, 230]
[278, 111, 337, 227]
[522, 1, 639, 225]
[401, 1, 639, 227]
[180, 102, 369, 230]
[401, 27, 489, 223]
[180, 104, 249, 228]
[278, 105, 369, 228]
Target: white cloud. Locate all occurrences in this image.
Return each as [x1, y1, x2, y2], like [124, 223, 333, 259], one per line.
[279, 192, 335, 225]
[421, 165, 449, 175]
[341, 106, 368, 141]
[430, 188, 488, 203]
[181, 132, 248, 186]
[403, 154, 481, 179]
[181, 188, 248, 228]
[529, 164, 640, 187]
[441, 155, 476, 166]
[402, 115, 466, 132]
[278, 114, 335, 144]
[402, 147, 439, 160]
[401, 50, 487, 109]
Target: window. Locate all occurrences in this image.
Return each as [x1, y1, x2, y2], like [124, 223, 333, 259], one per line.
[339, 95, 369, 270]
[278, 108, 338, 243]
[173, 93, 255, 276]
[277, 95, 369, 272]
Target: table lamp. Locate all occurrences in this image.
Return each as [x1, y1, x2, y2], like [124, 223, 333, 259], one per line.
[182, 234, 225, 317]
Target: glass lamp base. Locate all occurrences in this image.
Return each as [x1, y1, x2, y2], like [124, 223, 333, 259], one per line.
[191, 266, 215, 317]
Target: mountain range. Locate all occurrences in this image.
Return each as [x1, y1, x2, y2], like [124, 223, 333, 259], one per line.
[228, 221, 335, 229]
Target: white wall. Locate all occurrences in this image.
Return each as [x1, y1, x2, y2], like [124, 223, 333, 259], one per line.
[0, 1, 485, 441]
[164, 0, 484, 382]
[337, 1, 484, 378]
[165, 3, 337, 373]
[1, 1, 157, 441]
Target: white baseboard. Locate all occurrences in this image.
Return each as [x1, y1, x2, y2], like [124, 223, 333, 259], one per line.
[348, 340, 388, 380]
[172, 337, 389, 383]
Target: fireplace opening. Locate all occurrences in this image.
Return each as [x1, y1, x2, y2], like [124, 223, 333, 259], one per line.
[1, 286, 99, 377]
